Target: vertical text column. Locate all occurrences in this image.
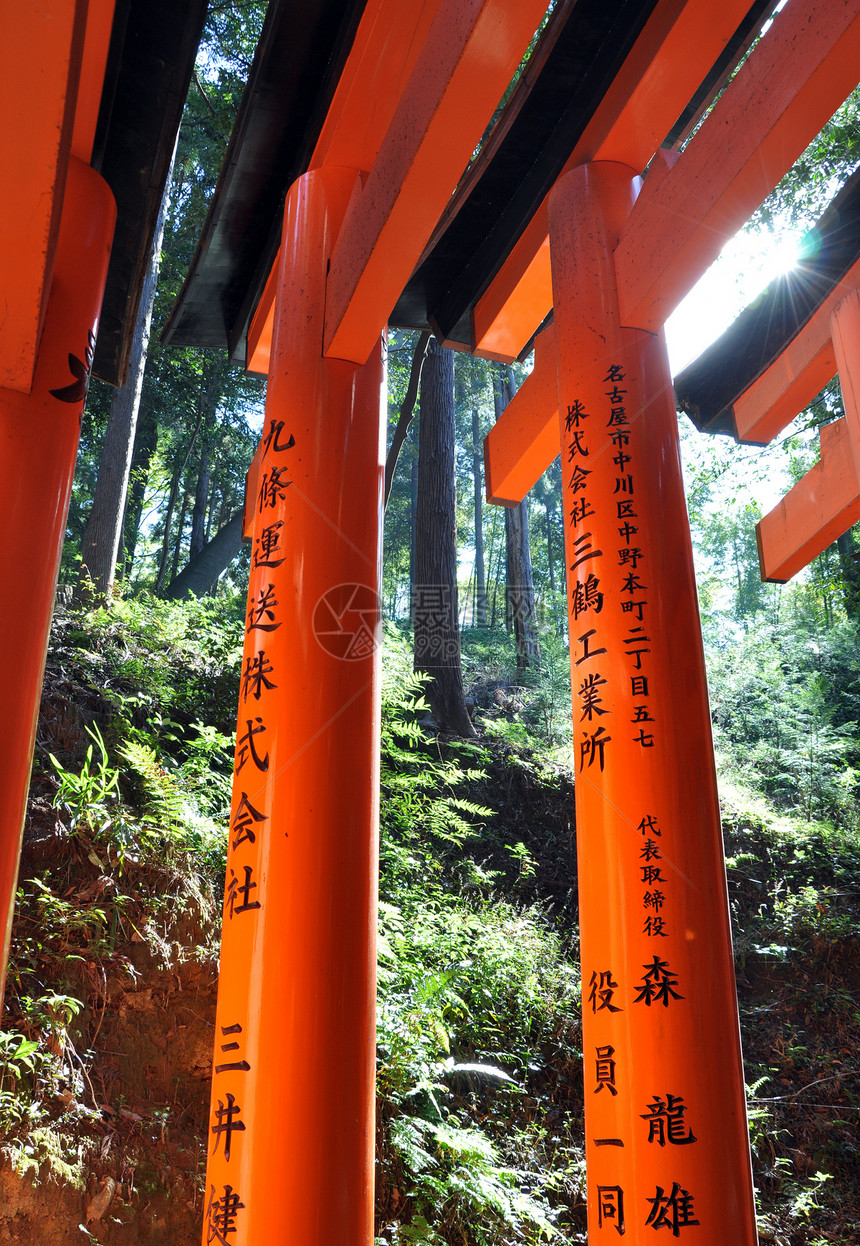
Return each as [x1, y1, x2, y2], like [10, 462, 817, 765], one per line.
[549, 162, 757, 1244]
[202, 166, 385, 1246]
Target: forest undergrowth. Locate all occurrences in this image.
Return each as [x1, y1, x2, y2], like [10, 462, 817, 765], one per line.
[0, 595, 858, 1245]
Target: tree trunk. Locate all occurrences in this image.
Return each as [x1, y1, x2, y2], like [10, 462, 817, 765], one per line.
[119, 401, 159, 580]
[166, 510, 245, 599]
[170, 489, 190, 585]
[494, 366, 540, 672]
[190, 438, 212, 559]
[414, 338, 475, 736]
[472, 405, 487, 626]
[384, 330, 431, 507]
[78, 150, 174, 599]
[836, 530, 860, 619]
[408, 444, 418, 613]
[155, 369, 210, 595]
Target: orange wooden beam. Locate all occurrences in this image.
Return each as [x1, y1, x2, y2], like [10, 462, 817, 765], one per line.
[247, 0, 445, 374]
[733, 256, 860, 444]
[72, 0, 116, 163]
[309, 0, 442, 174]
[616, 0, 860, 333]
[0, 0, 115, 394]
[323, 0, 549, 365]
[551, 161, 757, 1243]
[0, 158, 115, 1004]
[205, 166, 384, 1246]
[757, 291, 860, 581]
[472, 0, 751, 360]
[484, 325, 558, 505]
[0, 1, 87, 393]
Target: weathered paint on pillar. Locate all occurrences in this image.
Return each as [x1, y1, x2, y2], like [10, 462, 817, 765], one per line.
[202, 166, 384, 1246]
[0, 157, 115, 1008]
[549, 163, 757, 1243]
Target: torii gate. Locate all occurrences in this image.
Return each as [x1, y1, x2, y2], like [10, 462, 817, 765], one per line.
[159, 0, 860, 1242]
[0, 0, 206, 1002]
[3, 1, 860, 1245]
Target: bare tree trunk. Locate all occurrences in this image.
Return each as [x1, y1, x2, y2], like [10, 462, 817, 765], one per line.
[190, 439, 212, 559]
[170, 489, 190, 585]
[494, 365, 540, 672]
[154, 365, 213, 594]
[118, 402, 159, 581]
[166, 510, 245, 599]
[836, 530, 860, 619]
[384, 330, 431, 506]
[408, 446, 418, 613]
[472, 405, 487, 626]
[78, 148, 174, 600]
[414, 338, 475, 736]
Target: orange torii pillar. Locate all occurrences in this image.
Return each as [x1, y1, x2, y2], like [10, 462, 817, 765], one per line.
[0, 158, 115, 1003]
[201, 166, 384, 1246]
[549, 164, 756, 1241]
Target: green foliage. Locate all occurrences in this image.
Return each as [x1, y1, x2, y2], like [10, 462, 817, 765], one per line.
[50, 724, 120, 836]
[377, 634, 582, 1245]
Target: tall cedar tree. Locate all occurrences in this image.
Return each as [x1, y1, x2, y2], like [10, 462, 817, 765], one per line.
[78, 153, 173, 599]
[414, 338, 475, 736]
[494, 365, 540, 671]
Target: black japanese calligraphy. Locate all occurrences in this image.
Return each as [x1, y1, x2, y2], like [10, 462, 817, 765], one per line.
[235, 718, 269, 774]
[640, 1095, 697, 1146]
[580, 725, 611, 772]
[242, 650, 277, 701]
[579, 672, 608, 721]
[210, 1093, 246, 1160]
[638, 815, 662, 839]
[570, 497, 596, 525]
[576, 628, 607, 665]
[206, 1184, 245, 1245]
[641, 864, 666, 884]
[645, 1182, 700, 1234]
[262, 419, 296, 455]
[569, 464, 591, 493]
[50, 330, 96, 404]
[258, 464, 293, 511]
[247, 584, 281, 633]
[633, 957, 684, 1007]
[597, 1185, 625, 1236]
[594, 1044, 617, 1095]
[253, 520, 285, 569]
[643, 915, 668, 937]
[570, 532, 604, 572]
[565, 400, 590, 430]
[567, 430, 590, 459]
[571, 573, 604, 620]
[215, 1023, 251, 1074]
[618, 546, 644, 570]
[622, 599, 648, 620]
[226, 865, 262, 919]
[231, 791, 268, 849]
[588, 969, 622, 1014]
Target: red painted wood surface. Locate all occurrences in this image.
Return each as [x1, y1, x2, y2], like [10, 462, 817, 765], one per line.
[203, 166, 385, 1246]
[550, 162, 757, 1244]
[0, 158, 115, 1005]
